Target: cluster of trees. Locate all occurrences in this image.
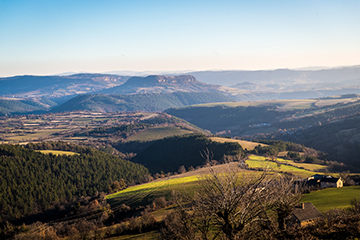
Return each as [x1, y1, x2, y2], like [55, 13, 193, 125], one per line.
[250, 139, 328, 164]
[254, 140, 307, 153]
[0, 143, 149, 224]
[131, 134, 244, 173]
[83, 123, 150, 137]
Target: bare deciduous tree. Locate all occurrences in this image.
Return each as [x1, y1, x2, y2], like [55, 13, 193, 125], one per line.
[161, 154, 302, 239]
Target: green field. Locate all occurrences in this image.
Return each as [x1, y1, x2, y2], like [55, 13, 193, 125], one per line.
[246, 155, 320, 178]
[301, 186, 360, 212]
[37, 150, 79, 156]
[127, 126, 193, 141]
[275, 157, 328, 171]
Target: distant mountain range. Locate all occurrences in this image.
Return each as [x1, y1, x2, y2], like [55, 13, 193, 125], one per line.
[0, 73, 129, 99]
[188, 65, 360, 86]
[2, 65, 360, 114]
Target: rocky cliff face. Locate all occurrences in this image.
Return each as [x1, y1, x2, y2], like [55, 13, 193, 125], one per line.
[124, 75, 199, 86]
[101, 75, 223, 94]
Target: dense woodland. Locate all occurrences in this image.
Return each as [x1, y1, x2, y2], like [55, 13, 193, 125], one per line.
[132, 134, 244, 173]
[0, 143, 149, 224]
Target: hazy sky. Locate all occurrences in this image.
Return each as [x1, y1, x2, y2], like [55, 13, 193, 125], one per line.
[1, 0, 360, 76]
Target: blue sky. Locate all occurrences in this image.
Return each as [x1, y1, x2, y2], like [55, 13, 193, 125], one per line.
[0, 0, 359, 76]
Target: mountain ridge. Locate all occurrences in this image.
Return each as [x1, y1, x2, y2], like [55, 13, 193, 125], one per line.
[100, 75, 223, 94]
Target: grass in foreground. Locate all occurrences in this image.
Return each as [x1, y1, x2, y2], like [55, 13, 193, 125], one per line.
[301, 186, 360, 212]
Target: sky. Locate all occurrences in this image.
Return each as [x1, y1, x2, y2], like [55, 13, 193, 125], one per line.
[0, 0, 360, 77]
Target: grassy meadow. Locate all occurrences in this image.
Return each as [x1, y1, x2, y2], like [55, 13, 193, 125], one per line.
[246, 155, 321, 178]
[301, 186, 360, 212]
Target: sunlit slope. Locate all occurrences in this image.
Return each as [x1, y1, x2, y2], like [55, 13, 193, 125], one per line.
[210, 137, 267, 150]
[106, 155, 328, 206]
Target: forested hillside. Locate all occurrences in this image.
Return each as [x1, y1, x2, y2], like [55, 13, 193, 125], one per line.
[285, 115, 360, 168]
[166, 98, 360, 136]
[0, 143, 149, 223]
[53, 92, 235, 112]
[166, 98, 360, 169]
[131, 134, 243, 173]
[0, 98, 56, 116]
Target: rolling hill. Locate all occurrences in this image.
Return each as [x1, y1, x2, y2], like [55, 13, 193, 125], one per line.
[0, 97, 57, 115]
[53, 92, 236, 113]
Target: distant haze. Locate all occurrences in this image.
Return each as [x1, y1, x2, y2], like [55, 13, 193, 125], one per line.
[1, 1, 359, 77]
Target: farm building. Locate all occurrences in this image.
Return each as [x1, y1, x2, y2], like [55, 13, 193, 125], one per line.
[286, 202, 322, 227]
[320, 177, 343, 188]
[304, 174, 343, 188]
[345, 175, 360, 186]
